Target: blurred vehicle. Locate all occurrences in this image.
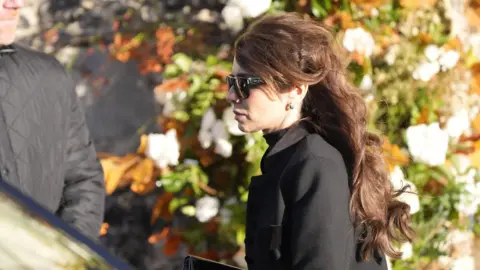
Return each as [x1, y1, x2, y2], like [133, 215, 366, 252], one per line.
[0, 180, 134, 270]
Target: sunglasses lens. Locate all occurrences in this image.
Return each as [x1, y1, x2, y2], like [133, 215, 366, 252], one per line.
[227, 76, 249, 99]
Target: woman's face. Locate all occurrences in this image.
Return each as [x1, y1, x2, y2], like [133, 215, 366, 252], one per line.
[226, 58, 295, 133]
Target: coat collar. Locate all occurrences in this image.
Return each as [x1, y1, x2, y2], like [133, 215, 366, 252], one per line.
[0, 44, 16, 58]
[261, 120, 312, 173]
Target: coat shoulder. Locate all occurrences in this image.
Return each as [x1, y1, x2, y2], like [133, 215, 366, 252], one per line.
[12, 44, 70, 80]
[290, 133, 346, 170]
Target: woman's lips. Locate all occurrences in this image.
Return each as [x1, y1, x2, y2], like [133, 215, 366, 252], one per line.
[233, 111, 247, 120]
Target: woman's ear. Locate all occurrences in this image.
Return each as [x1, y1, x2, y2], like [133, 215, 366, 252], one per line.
[288, 84, 308, 101]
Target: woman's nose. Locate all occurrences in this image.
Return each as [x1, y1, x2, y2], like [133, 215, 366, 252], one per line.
[226, 86, 239, 103]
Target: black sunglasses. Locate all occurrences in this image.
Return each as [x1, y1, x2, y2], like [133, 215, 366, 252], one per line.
[226, 74, 265, 99]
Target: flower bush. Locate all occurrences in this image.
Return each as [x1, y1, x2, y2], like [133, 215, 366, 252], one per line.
[96, 0, 480, 269]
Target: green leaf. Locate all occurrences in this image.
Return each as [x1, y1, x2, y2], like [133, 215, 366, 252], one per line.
[236, 227, 246, 246]
[173, 53, 192, 73]
[164, 64, 181, 78]
[181, 205, 196, 216]
[188, 75, 203, 95]
[173, 110, 190, 122]
[311, 0, 328, 18]
[161, 173, 187, 193]
[169, 197, 189, 214]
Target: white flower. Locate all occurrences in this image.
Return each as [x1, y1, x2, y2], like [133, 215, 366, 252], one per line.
[456, 182, 480, 216]
[412, 61, 440, 82]
[385, 45, 399, 65]
[439, 50, 460, 71]
[342, 27, 375, 57]
[195, 196, 220, 223]
[438, 256, 451, 267]
[215, 138, 233, 158]
[390, 166, 420, 214]
[405, 123, 449, 166]
[446, 109, 471, 139]
[200, 108, 216, 131]
[155, 91, 187, 117]
[212, 120, 229, 141]
[451, 154, 476, 184]
[400, 242, 413, 260]
[440, 229, 473, 253]
[226, 0, 272, 18]
[425, 45, 441, 62]
[198, 107, 233, 157]
[198, 129, 213, 149]
[221, 5, 244, 33]
[451, 256, 475, 270]
[198, 108, 217, 148]
[359, 75, 373, 90]
[223, 106, 245, 136]
[145, 130, 180, 168]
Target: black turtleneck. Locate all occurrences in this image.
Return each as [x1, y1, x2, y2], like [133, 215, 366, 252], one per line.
[263, 128, 289, 147]
[260, 127, 290, 173]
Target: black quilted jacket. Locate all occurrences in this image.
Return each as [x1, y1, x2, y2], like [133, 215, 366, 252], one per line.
[0, 44, 105, 240]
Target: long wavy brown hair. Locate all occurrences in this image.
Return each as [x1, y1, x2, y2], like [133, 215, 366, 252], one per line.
[234, 12, 414, 260]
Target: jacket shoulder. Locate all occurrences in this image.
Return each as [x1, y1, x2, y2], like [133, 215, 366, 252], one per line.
[291, 133, 346, 169]
[12, 44, 69, 78]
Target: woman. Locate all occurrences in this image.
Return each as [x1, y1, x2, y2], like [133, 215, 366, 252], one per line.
[226, 13, 414, 270]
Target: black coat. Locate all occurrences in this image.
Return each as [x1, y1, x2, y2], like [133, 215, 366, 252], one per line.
[0, 44, 105, 240]
[244, 121, 387, 270]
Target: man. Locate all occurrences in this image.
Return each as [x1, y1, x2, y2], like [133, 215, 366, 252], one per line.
[0, 0, 105, 240]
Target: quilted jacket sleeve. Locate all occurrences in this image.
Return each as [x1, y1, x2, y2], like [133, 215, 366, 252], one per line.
[57, 72, 105, 241]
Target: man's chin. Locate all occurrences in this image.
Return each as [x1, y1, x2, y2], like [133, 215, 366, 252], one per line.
[0, 35, 16, 46]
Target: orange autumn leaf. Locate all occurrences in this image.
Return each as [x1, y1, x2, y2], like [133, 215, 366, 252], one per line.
[400, 0, 437, 8]
[213, 69, 230, 79]
[101, 154, 141, 195]
[113, 51, 131, 63]
[470, 62, 480, 95]
[155, 27, 176, 64]
[154, 76, 189, 93]
[163, 235, 182, 256]
[137, 135, 148, 154]
[468, 141, 480, 168]
[382, 138, 409, 171]
[151, 192, 175, 224]
[467, 1, 480, 27]
[338, 12, 356, 29]
[130, 158, 155, 183]
[418, 33, 434, 45]
[130, 180, 157, 195]
[472, 113, 480, 133]
[148, 227, 170, 244]
[416, 107, 430, 124]
[99, 223, 109, 236]
[323, 12, 357, 30]
[443, 37, 463, 52]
